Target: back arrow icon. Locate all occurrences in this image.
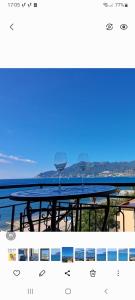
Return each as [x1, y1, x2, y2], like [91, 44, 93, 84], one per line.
[104, 289, 108, 295]
[10, 24, 14, 30]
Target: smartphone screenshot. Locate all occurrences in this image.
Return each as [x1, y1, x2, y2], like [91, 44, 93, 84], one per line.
[0, 1, 135, 299]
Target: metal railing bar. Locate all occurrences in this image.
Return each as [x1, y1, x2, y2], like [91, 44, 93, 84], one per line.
[0, 182, 135, 190]
[11, 205, 15, 231]
[0, 200, 43, 209]
[0, 196, 11, 200]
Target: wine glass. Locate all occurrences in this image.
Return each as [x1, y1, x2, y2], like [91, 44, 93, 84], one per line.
[78, 153, 89, 187]
[54, 152, 67, 191]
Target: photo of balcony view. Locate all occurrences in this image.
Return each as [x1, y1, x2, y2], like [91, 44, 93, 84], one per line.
[1, 68, 135, 233]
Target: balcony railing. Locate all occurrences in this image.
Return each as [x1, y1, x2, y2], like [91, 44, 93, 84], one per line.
[0, 182, 135, 232]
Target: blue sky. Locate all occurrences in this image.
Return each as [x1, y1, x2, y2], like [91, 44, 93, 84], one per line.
[51, 249, 60, 255]
[0, 68, 135, 178]
[62, 247, 73, 257]
[86, 249, 95, 255]
[129, 249, 135, 255]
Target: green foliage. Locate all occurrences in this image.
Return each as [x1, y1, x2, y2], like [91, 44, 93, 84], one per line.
[80, 198, 125, 232]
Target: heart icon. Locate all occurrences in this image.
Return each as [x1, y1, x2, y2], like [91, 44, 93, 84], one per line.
[13, 270, 20, 277]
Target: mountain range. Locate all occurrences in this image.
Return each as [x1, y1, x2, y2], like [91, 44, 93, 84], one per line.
[37, 161, 135, 178]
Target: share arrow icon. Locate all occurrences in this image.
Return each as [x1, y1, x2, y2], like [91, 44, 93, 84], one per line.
[65, 270, 70, 277]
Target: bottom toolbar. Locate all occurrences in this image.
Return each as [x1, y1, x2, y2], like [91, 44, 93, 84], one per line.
[1, 232, 135, 299]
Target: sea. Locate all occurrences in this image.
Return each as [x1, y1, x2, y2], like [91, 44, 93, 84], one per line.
[51, 253, 61, 261]
[108, 250, 117, 261]
[0, 176, 135, 230]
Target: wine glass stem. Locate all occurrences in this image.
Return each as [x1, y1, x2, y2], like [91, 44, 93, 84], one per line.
[59, 171, 61, 191]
